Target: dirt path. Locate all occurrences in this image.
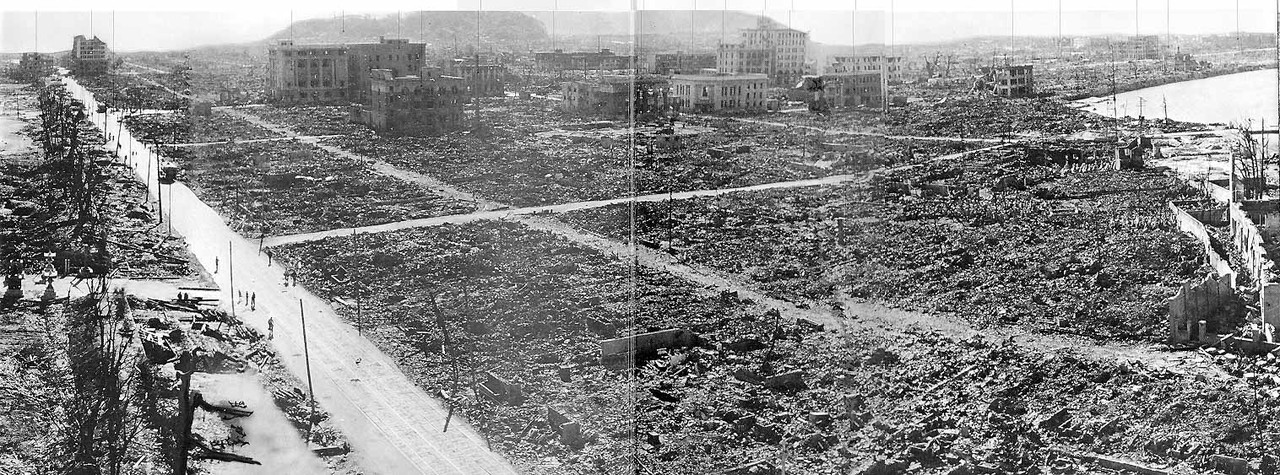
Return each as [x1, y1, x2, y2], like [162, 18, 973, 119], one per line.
[169, 135, 344, 148]
[66, 77, 517, 475]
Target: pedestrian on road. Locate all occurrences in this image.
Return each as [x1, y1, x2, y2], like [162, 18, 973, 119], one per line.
[267, 317, 274, 340]
[251, 292, 256, 310]
[214, 256, 219, 274]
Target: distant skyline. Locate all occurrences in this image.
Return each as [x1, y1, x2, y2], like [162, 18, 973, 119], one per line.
[3, 1, 1279, 53]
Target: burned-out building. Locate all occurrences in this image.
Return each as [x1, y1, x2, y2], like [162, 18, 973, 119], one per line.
[828, 55, 904, 83]
[443, 58, 507, 97]
[715, 19, 809, 88]
[267, 40, 351, 104]
[644, 51, 718, 75]
[355, 68, 465, 136]
[981, 64, 1034, 98]
[11, 53, 56, 82]
[267, 37, 427, 105]
[669, 73, 768, 113]
[345, 37, 428, 103]
[535, 49, 635, 71]
[561, 75, 670, 117]
[70, 35, 110, 76]
[805, 72, 883, 111]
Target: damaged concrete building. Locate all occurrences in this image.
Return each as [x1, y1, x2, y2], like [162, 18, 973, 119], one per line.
[11, 53, 56, 82]
[354, 68, 465, 136]
[715, 19, 810, 88]
[266, 41, 351, 104]
[643, 51, 719, 75]
[669, 73, 768, 113]
[828, 55, 904, 84]
[443, 58, 507, 97]
[981, 64, 1035, 98]
[267, 37, 427, 105]
[70, 35, 110, 77]
[561, 75, 670, 117]
[534, 49, 635, 72]
[801, 72, 884, 110]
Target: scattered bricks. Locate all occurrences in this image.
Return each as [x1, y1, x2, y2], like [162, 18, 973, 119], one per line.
[475, 372, 525, 405]
[764, 370, 806, 391]
[1211, 455, 1250, 475]
[599, 328, 700, 362]
[1037, 408, 1072, 431]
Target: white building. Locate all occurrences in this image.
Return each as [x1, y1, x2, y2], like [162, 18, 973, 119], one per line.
[670, 73, 769, 113]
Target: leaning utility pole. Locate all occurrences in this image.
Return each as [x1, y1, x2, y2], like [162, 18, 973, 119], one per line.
[299, 299, 315, 442]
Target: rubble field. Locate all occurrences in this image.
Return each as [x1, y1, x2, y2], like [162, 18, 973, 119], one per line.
[141, 138, 479, 235]
[560, 143, 1215, 339]
[77, 72, 188, 111]
[273, 219, 803, 474]
[308, 102, 976, 207]
[122, 110, 282, 144]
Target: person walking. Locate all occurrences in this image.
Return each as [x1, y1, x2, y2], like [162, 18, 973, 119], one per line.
[251, 292, 256, 311]
[267, 317, 274, 340]
[214, 256, 219, 274]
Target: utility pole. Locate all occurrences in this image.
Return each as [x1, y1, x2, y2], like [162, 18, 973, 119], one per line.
[299, 299, 315, 443]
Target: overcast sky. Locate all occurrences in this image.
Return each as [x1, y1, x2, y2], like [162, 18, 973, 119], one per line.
[3, 0, 1278, 53]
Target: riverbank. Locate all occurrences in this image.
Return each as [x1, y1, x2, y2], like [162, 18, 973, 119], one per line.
[1061, 63, 1272, 101]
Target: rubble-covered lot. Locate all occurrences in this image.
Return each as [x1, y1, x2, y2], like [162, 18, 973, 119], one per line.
[122, 110, 282, 143]
[270, 218, 1270, 475]
[273, 220, 787, 474]
[308, 102, 976, 206]
[146, 139, 479, 235]
[76, 72, 188, 111]
[634, 322, 1276, 475]
[561, 144, 1214, 338]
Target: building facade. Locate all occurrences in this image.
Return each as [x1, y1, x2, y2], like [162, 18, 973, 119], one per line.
[982, 64, 1034, 98]
[812, 72, 883, 109]
[561, 75, 670, 117]
[346, 37, 428, 103]
[669, 73, 769, 113]
[740, 23, 809, 87]
[444, 59, 507, 97]
[12, 53, 55, 82]
[716, 44, 775, 77]
[829, 55, 904, 83]
[266, 40, 351, 104]
[646, 52, 718, 75]
[70, 35, 110, 76]
[535, 49, 635, 71]
[358, 69, 465, 136]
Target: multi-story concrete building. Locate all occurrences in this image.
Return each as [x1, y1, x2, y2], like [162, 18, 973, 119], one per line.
[811, 72, 883, 109]
[741, 22, 809, 87]
[716, 44, 775, 77]
[443, 58, 507, 97]
[346, 37, 428, 103]
[267, 37, 427, 105]
[266, 40, 351, 104]
[982, 64, 1034, 98]
[561, 75, 669, 117]
[829, 55, 904, 83]
[70, 35, 110, 76]
[535, 49, 635, 71]
[644, 51, 718, 75]
[12, 53, 56, 82]
[356, 68, 465, 136]
[669, 73, 769, 113]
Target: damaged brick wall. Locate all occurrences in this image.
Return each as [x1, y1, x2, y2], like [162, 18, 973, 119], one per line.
[1168, 273, 1235, 343]
[1168, 201, 1233, 277]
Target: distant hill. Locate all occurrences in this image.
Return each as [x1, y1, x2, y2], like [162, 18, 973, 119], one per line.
[524, 10, 782, 39]
[264, 11, 549, 52]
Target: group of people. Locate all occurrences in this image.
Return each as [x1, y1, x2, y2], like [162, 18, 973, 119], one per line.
[237, 290, 256, 310]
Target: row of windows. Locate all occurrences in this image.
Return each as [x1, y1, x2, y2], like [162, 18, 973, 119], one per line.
[297, 59, 336, 68]
[281, 49, 345, 57]
[295, 79, 346, 88]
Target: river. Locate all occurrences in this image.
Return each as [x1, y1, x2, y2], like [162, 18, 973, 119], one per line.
[1077, 68, 1279, 128]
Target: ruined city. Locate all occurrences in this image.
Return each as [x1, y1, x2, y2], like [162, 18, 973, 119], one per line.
[7, 1, 1280, 474]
